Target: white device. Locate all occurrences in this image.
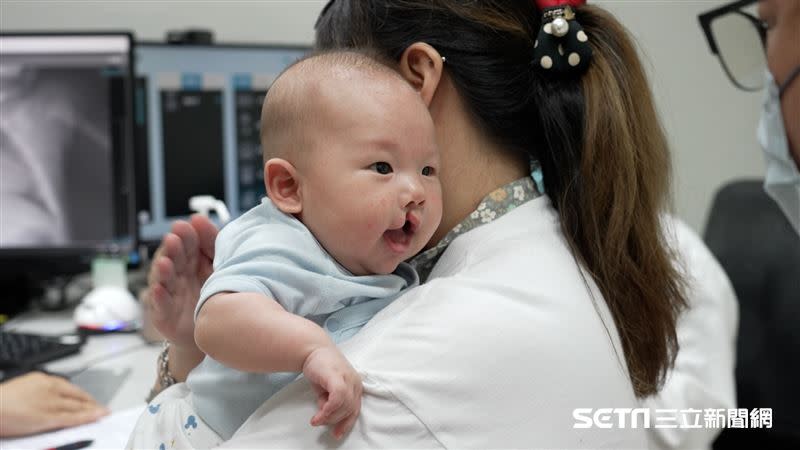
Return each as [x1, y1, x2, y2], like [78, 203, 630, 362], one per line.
[189, 195, 231, 224]
[73, 256, 140, 332]
[73, 285, 141, 331]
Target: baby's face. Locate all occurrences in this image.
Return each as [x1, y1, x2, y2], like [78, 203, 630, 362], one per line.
[297, 83, 442, 276]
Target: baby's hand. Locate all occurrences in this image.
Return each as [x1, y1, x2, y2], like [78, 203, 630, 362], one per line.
[302, 346, 362, 440]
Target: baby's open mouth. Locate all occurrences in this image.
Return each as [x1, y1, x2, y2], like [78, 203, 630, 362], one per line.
[383, 213, 419, 253]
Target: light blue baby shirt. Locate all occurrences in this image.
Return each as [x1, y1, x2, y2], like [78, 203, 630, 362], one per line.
[187, 198, 418, 439]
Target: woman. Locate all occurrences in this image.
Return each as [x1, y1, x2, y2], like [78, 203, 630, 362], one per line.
[135, 0, 686, 447]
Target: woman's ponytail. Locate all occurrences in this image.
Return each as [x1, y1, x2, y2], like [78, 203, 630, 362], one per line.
[553, 5, 687, 396]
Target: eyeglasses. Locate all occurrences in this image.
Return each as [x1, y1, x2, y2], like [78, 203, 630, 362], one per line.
[698, 0, 768, 91]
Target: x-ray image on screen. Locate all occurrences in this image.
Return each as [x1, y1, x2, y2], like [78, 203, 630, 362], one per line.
[0, 65, 125, 248]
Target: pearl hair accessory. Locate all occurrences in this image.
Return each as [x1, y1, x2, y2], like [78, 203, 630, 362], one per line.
[551, 17, 569, 37]
[532, 0, 592, 76]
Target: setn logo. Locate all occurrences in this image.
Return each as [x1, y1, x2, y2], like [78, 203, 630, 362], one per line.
[573, 408, 652, 429]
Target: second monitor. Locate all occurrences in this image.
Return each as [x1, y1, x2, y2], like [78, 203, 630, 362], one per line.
[134, 43, 309, 243]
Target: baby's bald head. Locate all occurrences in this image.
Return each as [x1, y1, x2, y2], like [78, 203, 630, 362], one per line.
[260, 50, 410, 166]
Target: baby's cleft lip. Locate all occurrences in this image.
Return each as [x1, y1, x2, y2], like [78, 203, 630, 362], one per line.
[404, 211, 420, 234]
[384, 212, 419, 254]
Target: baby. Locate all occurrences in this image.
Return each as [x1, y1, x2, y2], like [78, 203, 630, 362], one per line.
[185, 50, 442, 441]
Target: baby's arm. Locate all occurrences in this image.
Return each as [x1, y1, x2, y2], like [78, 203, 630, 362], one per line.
[195, 292, 330, 372]
[194, 292, 362, 439]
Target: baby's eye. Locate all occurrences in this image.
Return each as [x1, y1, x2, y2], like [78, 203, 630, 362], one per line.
[369, 162, 393, 174]
[421, 166, 435, 176]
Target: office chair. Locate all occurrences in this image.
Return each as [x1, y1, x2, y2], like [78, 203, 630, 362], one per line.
[705, 180, 800, 449]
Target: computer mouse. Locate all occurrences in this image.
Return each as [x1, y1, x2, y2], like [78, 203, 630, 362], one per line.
[73, 285, 142, 332]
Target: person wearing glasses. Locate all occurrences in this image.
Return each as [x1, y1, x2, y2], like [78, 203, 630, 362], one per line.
[700, 0, 800, 233]
[699, 1, 799, 448]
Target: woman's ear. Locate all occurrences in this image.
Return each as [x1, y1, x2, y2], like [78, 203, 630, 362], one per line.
[264, 158, 302, 214]
[398, 42, 444, 108]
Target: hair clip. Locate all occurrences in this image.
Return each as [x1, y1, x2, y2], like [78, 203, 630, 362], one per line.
[532, 0, 592, 76]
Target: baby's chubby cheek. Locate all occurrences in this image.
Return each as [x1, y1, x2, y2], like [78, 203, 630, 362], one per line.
[361, 198, 392, 232]
[363, 220, 381, 236]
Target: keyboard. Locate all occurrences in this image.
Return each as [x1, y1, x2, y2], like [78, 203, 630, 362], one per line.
[0, 331, 83, 377]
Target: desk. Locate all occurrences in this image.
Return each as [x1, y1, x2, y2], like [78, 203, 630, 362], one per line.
[3, 308, 160, 412]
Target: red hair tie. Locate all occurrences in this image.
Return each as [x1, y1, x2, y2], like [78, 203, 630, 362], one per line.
[532, 0, 592, 76]
[535, 0, 587, 9]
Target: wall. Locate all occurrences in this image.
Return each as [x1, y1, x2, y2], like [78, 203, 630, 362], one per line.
[600, 0, 764, 233]
[0, 1, 326, 44]
[0, 0, 765, 232]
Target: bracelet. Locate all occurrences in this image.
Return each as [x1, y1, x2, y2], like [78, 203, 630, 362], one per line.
[146, 341, 177, 403]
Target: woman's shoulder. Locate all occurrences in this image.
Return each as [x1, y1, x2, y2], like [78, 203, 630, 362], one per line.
[336, 197, 644, 448]
[341, 268, 643, 447]
[400, 196, 611, 339]
[431, 196, 587, 295]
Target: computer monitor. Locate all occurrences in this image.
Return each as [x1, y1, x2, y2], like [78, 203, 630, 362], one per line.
[0, 33, 137, 281]
[133, 43, 309, 243]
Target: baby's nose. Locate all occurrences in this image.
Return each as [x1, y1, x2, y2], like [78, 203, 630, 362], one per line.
[402, 177, 425, 208]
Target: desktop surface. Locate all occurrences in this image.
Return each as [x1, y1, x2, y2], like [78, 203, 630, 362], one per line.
[0, 308, 157, 448]
[2, 307, 159, 412]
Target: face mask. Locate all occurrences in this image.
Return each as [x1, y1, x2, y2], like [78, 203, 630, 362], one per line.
[757, 69, 800, 234]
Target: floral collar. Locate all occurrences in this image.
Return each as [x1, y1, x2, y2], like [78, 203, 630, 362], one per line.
[408, 176, 541, 282]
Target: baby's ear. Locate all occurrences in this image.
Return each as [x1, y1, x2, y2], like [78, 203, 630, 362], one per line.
[264, 158, 302, 214]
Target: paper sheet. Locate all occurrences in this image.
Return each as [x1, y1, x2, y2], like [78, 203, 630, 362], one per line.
[0, 406, 143, 449]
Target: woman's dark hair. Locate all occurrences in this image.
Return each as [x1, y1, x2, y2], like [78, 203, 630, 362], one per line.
[316, 0, 687, 398]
